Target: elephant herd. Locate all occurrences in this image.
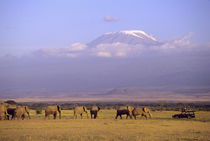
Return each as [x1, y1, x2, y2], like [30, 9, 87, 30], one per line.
[0, 103, 152, 120]
[0, 104, 30, 120]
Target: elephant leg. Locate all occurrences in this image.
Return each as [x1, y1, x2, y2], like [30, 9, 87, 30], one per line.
[27, 113, 31, 119]
[45, 113, 47, 119]
[120, 115, 122, 119]
[6, 115, 9, 120]
[91, 113, 93, 119]
[22, 114, 25, 120]
[134, 116, 136, 120]
[12, 115, 14, 120]
[126, 114, 128, 119]
[4, 113, 6, 120]
[115, 114, 118, 119]
[12, 115, 15, 120]
[53, 113, 57, 119]
[45, 114, 48, 119]
[142, 114, 147, 119]
[94, 113, 97, 119]
[149, 113, 152, 118]
[140, 114, 143, 119]
[80, 113, 82, 119]
[144, 115, 147, 120]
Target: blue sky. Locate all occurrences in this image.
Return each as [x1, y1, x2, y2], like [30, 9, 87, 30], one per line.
[0, 0, 210, 56]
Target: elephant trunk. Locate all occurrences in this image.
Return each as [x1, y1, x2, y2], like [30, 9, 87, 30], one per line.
[148, 112, 152, 118]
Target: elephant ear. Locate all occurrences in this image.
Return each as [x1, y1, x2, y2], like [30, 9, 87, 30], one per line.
[143, 107, 146, 112]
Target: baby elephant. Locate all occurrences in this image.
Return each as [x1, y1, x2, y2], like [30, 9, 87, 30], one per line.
[74, 106, 88, 119]
[90, 106, 100, 119]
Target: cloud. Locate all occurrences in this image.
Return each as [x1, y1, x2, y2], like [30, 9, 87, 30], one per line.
[104, 16, 119, 22]
[97, 52, 112, 57]
[34, 42, 87, 58]
[32, 32, 210, 59]
[173, 32, 193, 47]
[92, 42, 144, 58]
[151, 32, 195, 52]
[68, 42, 87, 51]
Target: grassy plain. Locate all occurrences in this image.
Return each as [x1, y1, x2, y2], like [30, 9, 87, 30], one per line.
[0, 110, 210, 141]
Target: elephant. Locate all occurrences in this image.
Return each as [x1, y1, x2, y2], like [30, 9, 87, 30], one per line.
[7, 105, 17, 120]
[142, 107, 152, 118]
[132, 107, 152, 119]
[74, 106, 88, 119]
[45, 105, 61, 119]
[90, 106, 100, 119]
[115, 106, 134, 119]
[0, 104, 8, 120]
[15, 106, 31, 120]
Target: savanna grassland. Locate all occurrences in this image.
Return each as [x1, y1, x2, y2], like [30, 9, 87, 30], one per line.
[0, 110, 210, 141]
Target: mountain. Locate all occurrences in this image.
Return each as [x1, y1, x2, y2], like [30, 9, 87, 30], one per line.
[87, 30, 159, 47]
[1, 30, 210, 100]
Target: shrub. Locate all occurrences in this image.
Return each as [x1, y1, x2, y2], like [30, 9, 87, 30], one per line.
[36, 109, 42, 114]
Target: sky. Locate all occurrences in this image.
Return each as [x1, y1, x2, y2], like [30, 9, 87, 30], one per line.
[0, 0, 210, 56]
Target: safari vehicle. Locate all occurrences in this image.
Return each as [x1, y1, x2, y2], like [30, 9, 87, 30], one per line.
[172, 110, 195, 119]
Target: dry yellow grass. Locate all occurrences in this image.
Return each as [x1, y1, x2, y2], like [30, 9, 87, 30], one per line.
[0, 110, 210, 141]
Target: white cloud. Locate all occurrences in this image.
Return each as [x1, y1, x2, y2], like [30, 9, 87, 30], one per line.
[97, 52, 111, 57]
[35, 42, 87, 58]
[104, 16, 119, 22]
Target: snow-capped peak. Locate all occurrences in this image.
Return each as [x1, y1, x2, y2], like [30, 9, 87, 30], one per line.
[88, 30, 159, 47]
[120, 30, 157, 41]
